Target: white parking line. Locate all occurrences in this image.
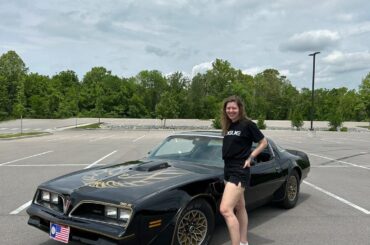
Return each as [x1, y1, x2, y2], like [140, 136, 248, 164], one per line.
[9, 151, 117, 214]
[309, 153, 370, 170]
[133, 135, 146, 142]
[85, 150, 117, 169]
[9, 200, 32, 215]
[320, 138, 343, 144]
[278, 143, 369, 171]
[4, 164, 105, 167]
[304, 180, 370, 215]
[89, 135, 114, 142]
[0, 151, 53, 166]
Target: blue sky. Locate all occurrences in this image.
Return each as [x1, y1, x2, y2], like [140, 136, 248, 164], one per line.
[1, 0, 370, 89]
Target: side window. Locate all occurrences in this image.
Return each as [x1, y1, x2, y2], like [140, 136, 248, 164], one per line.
[252, 142, 274, 163]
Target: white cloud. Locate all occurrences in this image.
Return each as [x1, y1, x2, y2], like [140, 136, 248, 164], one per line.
[1, 0, 369, 89]
[280, 30, 340, 52]
[242, 67, 265, 76]
[191, 61, 213, 77]
[322, 50, 370, 73]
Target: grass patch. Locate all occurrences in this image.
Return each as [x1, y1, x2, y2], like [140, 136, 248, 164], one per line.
[76, 123, 102, 129]
[0, 132, 45, 139]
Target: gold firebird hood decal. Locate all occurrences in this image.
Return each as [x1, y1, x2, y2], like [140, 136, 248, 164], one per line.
[81, 166, 187, 189]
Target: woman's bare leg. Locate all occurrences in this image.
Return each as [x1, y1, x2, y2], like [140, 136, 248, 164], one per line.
[220, 182, 245, 245]
[235, 193, 248, 243]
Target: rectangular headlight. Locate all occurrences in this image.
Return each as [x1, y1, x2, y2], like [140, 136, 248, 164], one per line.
[51, 193, 59, 204]
[41, 191, 50, 202]
[118, 209, 131, 222]
[105, 206, 117, 219]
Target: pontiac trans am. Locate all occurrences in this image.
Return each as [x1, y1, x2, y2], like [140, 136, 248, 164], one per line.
[27, 131, 310, 245]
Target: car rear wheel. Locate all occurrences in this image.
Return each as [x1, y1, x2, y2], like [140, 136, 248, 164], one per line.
[174, 199, 215, 245]
[280, 170, 300, 209]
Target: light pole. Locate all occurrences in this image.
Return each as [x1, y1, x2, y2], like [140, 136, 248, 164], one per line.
[309, 51, 320, 131]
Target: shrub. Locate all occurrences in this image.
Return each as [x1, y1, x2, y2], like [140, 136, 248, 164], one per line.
[291, 110, 304, 130]
[328, 111, 343, 131]
[212, 113, 221, 129]
[257, 115, 266, 129]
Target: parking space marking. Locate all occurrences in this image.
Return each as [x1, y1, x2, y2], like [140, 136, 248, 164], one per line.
[89, 135, 114, 142]
[320, 138, 343, 144]
[304, 181, 370, 215]
[0, 151, 53, 166]
[277, 142, 369, 171]
[9, 200, 32, 215]
[46, 134, 88, 142]
[85, 150, 117, 169]
[133, 135, 146, 142]
[309, 153, 370, 170]
[4, 164, 105, 167]
[330, 137, 370, 143]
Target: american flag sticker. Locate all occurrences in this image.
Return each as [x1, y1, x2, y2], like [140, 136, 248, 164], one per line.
[50, 223, 70, 243]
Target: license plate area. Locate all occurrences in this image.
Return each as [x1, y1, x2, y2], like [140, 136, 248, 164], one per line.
[50, 223, 70, 243]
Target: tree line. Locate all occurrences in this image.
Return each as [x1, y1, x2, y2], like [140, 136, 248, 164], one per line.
[0, 51, 369, 125]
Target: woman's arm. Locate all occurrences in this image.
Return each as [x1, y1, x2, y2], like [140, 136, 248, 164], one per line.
[243, 137, 268, 168]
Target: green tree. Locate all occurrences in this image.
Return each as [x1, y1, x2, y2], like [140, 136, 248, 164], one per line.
[24, 73, 55, 118]
[0, 51, 28, 117]
[155, 92, 180, 127]
[135, 70, 168, 117]
[254, 69, 291, 120]
[0, 75, 8, 119]
[167, 72, 190, 118]
[359, 73, 370, 123]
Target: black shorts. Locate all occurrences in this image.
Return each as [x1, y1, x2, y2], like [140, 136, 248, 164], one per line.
[224, 159, 251, 188]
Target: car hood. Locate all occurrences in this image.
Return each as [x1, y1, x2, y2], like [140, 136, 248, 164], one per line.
[40, 159, 219, 205]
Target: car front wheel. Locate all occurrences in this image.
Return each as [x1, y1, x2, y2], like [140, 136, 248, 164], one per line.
[174, 199, 215, 245]
[280, 170, 300, 209]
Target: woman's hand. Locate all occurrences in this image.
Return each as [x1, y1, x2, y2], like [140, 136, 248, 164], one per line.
[243, 157, 252, 168]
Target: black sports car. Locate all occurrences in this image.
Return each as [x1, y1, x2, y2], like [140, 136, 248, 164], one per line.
[27, 131, 310, 245]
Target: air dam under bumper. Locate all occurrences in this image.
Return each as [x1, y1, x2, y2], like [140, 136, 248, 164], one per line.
[27, 204, 136, 245]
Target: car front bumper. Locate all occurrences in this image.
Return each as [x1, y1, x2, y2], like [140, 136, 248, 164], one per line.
[27, 204, 136, 245]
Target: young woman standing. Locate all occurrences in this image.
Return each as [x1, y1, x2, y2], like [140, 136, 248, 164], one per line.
[219, 95, 268, 245]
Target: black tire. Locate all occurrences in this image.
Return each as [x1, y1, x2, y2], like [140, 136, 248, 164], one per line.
[174, 199, 215, 245]
[280, 170, 300, 209]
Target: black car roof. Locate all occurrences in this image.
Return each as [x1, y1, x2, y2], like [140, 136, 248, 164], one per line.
[172, 130, 223, 138]
[171, 130, 271, 142]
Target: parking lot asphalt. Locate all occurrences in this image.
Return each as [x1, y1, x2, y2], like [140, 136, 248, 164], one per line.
[0, 129, 369, 245]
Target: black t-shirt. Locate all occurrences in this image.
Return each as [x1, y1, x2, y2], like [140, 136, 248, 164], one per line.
[222, 119, 265, 160]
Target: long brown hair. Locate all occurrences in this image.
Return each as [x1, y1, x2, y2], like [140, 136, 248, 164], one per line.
[221, 95, 247, 135]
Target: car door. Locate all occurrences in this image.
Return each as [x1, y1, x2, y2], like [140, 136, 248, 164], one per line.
[245, 142, 285, 206]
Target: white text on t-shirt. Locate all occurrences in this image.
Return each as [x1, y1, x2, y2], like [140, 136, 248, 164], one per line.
[227, 130, 241, 136]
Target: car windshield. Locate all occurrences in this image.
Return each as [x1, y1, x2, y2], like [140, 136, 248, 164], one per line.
[148, 135, 224, 167]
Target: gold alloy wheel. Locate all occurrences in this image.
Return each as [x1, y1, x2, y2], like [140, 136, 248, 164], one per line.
[287, 175, 298, 201]
[177, 210, 208, 245]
